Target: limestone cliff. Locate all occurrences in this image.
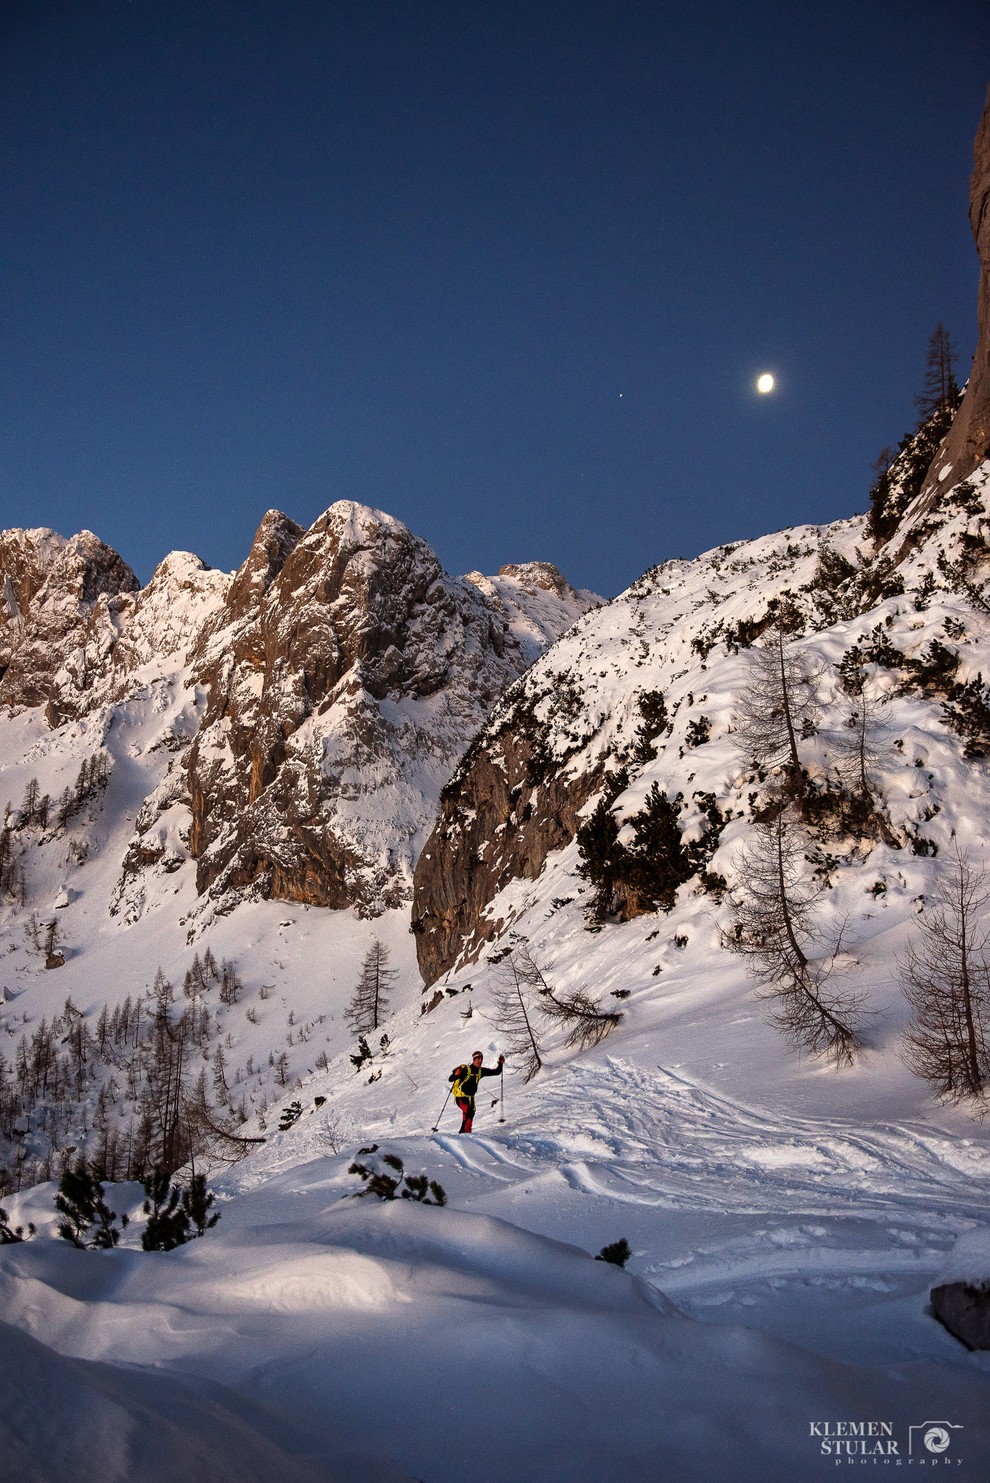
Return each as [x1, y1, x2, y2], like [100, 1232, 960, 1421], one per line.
[184, 502, 596, 914]
[0, 528, 140, 722]
[920, 86, 990, 500]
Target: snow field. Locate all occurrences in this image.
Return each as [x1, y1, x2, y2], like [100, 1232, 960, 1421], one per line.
[5, 485, 990, 1476]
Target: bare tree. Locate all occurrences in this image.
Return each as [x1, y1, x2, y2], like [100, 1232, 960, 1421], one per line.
[725, 808, 865, 1064]
[901, 851, 990, 1107]
[345, 937, 397, 1036]
[489, 949, 544, 1081]
[490, 944, 621, 1075]
[833, 658, 899, 844]
[734, 614, 822, 798]
[219, 959, 242, 1005]
[914, 323, 959, 420]
[511, 944, 622, 1050]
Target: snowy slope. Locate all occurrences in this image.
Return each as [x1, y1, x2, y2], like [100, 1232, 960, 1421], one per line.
[2, 1092, 989, 1482]
[0, 503, 597, 1190]
[4, 471, 990, 1478]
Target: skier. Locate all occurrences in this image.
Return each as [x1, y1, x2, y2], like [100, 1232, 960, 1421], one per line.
[448, 1050, 505, 1133]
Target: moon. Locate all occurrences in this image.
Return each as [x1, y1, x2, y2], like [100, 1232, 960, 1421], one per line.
[756, 372, 775, 394]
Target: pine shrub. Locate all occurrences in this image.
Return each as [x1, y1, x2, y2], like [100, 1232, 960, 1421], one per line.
[55, 1160, 128, 1249]
[595, 1238, 632, 1268]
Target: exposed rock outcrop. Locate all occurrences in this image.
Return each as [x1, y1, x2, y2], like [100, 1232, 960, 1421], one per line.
[412, 669, 606, 984]
[0, 528, 140, 721]
[920, 86, 990, 500]
[930, 1281, 990, 1350]
[179, 502, 596, 914]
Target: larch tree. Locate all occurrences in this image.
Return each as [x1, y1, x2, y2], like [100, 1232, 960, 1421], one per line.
[901, 851, 990, 1107]
[734, 612, 822, 801]
[914, 323, 960, 421]
[726, 807, 866, 1065]
[346, 937, 397, 1036]
[489, 948, 544, 1081]
[510, 943, 622, 1051]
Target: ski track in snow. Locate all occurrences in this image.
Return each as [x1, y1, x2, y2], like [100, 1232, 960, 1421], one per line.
[440, 1057, 990, 1219]
[421, 1056, 990, 1314]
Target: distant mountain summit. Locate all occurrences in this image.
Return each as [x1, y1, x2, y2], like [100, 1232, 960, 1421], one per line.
[0, 501, 598, 924]
[182, 501, 597, 914]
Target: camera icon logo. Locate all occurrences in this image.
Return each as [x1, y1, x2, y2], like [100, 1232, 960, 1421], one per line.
[908, 1421, 963, 1456]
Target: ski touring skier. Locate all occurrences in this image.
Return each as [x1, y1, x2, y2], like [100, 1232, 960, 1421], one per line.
[448, 1051, 505, 1133]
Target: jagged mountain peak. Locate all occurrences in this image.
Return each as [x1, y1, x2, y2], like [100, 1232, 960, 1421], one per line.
[182, 501, 599, 915]
[224, 509, 305, 616]
[0, 524, 140, 719]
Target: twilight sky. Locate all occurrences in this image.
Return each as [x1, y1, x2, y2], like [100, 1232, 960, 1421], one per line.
[2, 2, 987, 597]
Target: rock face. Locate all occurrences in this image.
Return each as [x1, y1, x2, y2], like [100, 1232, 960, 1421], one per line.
[184, 503, 596, 914]
[930, 1281, 990, 1350]
[412, 664, 606, 984]
[920, 86, 990, 500]
[1, 504, 596, 924]
[0, 529, 140, 721]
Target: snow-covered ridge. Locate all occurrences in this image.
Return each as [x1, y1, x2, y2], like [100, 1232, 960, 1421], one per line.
[413, 461, 990, 980]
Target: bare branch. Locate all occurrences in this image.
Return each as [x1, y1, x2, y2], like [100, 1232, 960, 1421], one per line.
[901, 849, 990, 1107]
[725, 809, 866, 1064]
[513, 944, 622, 1050]
[489, 951, 544, 1081]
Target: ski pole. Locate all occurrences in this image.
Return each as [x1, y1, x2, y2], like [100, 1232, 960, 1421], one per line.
[431, 1086, 452, 1133]
[499, 1063, 505, 1124]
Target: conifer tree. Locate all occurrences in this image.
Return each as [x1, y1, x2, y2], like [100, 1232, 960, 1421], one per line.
[726, 808, 865, 1064]
[345, 938, 397, 1036]
[0, 1207, 34, 1242]
[490, 948, 544, 1081]
[141, 1169, 189, 1251]
[914, 323, 960, 420]
[901, 852, 990, 1106]
[596, 1238, 631, 1268]
[868, 326, 963, 543]
[181, 1172, 221, 1236]
[734, 612, 821, 800]
[510, 943, 622, 1050]
[55, 1160, 128, 1248]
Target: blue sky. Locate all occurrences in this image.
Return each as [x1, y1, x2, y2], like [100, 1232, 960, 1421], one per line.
[2, 1, 987, 596]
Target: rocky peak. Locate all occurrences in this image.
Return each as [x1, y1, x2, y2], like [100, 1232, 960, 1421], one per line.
[0, 527, 69, 623]
[463, 562, 597, 668]
[223, 509, 304, 620]
[0, 526, 139, 718]
[109, 551, 230, 682]
[498, 561, 572, 594]
[182, 500, 599, 914]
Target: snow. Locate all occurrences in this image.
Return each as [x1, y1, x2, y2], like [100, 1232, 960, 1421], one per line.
[4, 484, 990, 1476]
[935, 1226, 990, 1288]
[3, 1104, 989, 1480]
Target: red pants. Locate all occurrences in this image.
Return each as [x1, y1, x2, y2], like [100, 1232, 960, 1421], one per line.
[456, 1097, 474, 1133]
